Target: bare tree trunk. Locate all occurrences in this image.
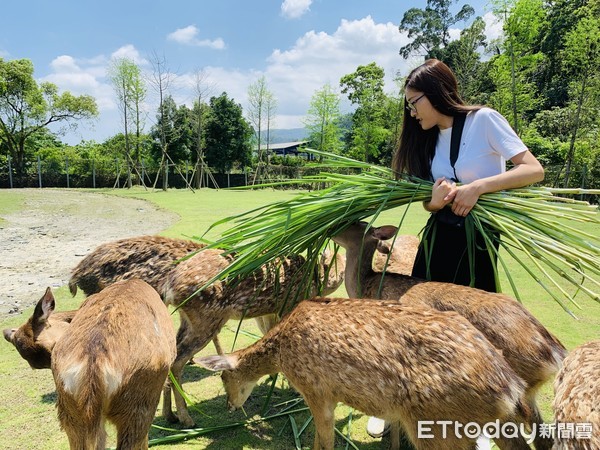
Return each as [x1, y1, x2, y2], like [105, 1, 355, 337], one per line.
[564, 75, 588, 188]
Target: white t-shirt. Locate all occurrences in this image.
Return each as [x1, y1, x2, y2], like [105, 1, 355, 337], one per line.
[431, 108, 527, 184]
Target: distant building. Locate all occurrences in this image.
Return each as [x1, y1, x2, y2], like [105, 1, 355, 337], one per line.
[255, 141, 313, 159]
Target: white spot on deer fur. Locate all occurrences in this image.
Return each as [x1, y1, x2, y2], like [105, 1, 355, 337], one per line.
[103, 364, 123, 397]
[60, 362, 85, 395]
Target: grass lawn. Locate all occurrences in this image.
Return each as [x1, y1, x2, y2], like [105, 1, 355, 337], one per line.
[1, 186, 598, 449]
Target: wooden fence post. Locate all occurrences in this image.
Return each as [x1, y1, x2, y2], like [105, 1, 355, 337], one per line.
[92, 159, 96, 188]
[65, 157, 70, 188]
[7, 155, 13, 188]
[37, 155, 42, 188]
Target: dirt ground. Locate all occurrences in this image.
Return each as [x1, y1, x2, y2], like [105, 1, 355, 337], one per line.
[0, 189, 178, 317]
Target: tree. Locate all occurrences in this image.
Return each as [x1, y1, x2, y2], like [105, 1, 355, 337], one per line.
[437, 16, 487, 101]
[486, 0, 545, 134]
[247, 76, 275, 182]
[148, 52, 176, 190]
[204, 93, 252, 173]
[190, 68, 216, 188]
[0, 58, 97, 180]
[537, 0, 590, 108]
[303, 83, 342, 156]
[560, 15, 600, 186]
[398, 0, 475, 58]
[107, 57, 146, 187]
[149, 96, 192, 164]
[340, 63, 389, 162]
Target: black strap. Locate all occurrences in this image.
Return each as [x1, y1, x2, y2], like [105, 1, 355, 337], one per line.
[450, 113, 467, 182]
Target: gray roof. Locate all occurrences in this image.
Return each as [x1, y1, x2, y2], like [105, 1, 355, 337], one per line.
[257, 141, 309, 151]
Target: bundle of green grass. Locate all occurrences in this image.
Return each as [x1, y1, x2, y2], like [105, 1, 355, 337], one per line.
[201, 151, 599, 315]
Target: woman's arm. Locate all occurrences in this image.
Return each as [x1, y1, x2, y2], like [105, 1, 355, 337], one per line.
[445, 150, 544, 217]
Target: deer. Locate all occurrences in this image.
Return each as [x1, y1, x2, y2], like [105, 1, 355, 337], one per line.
[68, 235, 206, 297]
[552, 339, 600, 450]
[4, 279, 176, 450]
[371, 233, 419, 275]
[66, 234, 321, 354]
[197, 296, 531, 450]
[161, 247, 345, 428]
[331, 221, 567, 450]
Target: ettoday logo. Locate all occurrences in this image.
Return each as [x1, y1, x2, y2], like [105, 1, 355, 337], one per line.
[417, 420, 593, 443]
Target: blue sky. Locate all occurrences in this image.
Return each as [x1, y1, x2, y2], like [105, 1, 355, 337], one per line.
[1, 0, 500, 144]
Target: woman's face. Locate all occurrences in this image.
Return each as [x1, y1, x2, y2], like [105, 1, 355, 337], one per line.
[405, 88, 452, 130]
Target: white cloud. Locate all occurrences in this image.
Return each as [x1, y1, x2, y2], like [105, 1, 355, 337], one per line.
[167, 25, 226, 50]
[281, 0, 312, 19]
[49, 17, 423, 142]
[483, 12, 503, 43]
[258, 16, 419, 124]
[111, 44, 149, 65]
[171, 16, 420, 130]
[0, 49, 10, 58]
[43, 55, 114, 111]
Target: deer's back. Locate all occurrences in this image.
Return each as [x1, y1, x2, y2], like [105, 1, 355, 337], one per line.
[53, 279, 176, 396]
[69, 235, 205, 296]
[553, 340, 600, 449]
[397, 281, 567, 386]
[274, 297, 524, 423]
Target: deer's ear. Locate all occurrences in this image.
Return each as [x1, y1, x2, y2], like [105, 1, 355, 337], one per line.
[194, 355, 238, 372]
[373, 225, 398, 241]
[33, 288, 56, 324]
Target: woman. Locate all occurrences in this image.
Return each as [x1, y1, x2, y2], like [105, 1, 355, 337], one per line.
[367, 59, 544, 448]
[394, 58, 544, 292]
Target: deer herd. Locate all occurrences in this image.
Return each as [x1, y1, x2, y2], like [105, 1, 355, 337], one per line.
[3, 222, 599, 450]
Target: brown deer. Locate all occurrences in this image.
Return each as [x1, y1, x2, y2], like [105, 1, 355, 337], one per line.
[161, 248, 345, 427]
[372, 233, 419, 275]
[4, 279, 176, 449]
[197, 297, 531, 450]
[68, 235, 206, 297]
[331, 221, 567, 450]
[553, 339, 600, 449]
[4, 288, 76, 369]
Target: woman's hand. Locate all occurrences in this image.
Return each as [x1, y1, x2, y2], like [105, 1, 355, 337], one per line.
[425, 177, 455, 212]
[445, 181, 483, 217]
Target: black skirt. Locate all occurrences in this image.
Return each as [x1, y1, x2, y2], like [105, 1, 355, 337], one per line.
[411, 210, 501, 293]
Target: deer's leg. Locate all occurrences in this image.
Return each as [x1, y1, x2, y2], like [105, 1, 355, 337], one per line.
[168, 311, 228, 428]
[254, 313, 279, 336]
[303, 396, 336, 450]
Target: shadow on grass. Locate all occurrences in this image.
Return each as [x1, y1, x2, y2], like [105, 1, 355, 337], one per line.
[150, 376, 386, 449]
[41, 390, 57, 404]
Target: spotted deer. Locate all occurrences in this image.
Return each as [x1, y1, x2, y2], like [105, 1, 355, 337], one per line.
[68, 235, 206, 297]
[552, 339, 600, 449]
[4, 279, 176, 450]
[372, 233, 419, 275]
[198, 297, 531, 450]
[161, 248, 345, 427]
[331, 221, 567, 450]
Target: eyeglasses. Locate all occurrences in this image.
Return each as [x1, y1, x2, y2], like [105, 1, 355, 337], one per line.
[406, 94, 425, 113]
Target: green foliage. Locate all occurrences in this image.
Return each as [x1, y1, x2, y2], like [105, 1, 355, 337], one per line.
[340, 63, 389, 163]
[0, 58, 98, 179]
[303, 83, 343, 155]
[269, 155, 305, 167]
[149, 96, 193, 164]
[205, 92, 253, 172]
[435, 16, 487, 101]
[399, 0, 475, 58]
[520, 128, 565, 166]
[536, 0, 591, 107]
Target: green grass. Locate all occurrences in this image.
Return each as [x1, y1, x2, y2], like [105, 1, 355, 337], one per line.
[1, 186, 599, 449]
[0, 190, 27, 226]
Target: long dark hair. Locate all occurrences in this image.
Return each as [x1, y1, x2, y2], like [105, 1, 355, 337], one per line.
[392, 59, 481, 179]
